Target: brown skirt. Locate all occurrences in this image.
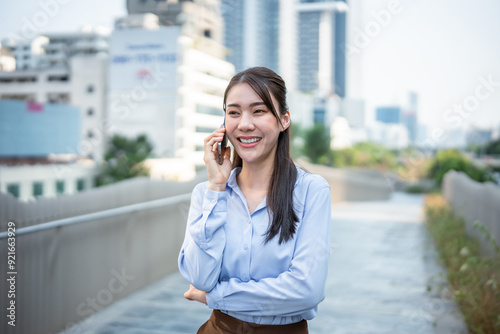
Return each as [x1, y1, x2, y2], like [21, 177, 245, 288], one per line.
[197, 310, 308, 334]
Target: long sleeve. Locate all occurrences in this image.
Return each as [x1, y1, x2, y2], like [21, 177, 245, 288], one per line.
[178, 182, 228, 292]
[205, 180, 331, 318]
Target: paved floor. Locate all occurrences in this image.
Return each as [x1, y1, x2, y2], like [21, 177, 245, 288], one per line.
[61, 192, 468, 334]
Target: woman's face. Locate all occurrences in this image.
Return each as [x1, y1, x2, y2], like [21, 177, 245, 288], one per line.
[225, 83, 290, 166]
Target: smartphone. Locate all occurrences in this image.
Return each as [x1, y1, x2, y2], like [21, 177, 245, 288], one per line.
[218, 118, 227, 165]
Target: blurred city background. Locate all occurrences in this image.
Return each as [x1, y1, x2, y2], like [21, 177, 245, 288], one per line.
[0, 0, 499, 333]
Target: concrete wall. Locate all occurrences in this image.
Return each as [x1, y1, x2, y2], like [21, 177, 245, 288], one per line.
[443, 170, 500, 257]
[298, 161, 392, 203]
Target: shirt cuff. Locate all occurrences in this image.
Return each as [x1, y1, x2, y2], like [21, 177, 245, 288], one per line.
[206, 281, 228, 310]
[202, 189, 227, 213]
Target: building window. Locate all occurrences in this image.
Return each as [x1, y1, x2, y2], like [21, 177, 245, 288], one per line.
[195, 145, 204, 152]
[204, 29, 212, 38]
[87, 84, 94, 93]
[48, 75, 69, 82]
[56, 180, 65, 195]
[33, 182, 43, 197]
[87, 130, 94, 138]
[76, 178, 85, 192]
[7, 184, 20, 198]
[196, 105, 223, 116]
[196, 126, 215, 133]
[87, 108, 94, 116]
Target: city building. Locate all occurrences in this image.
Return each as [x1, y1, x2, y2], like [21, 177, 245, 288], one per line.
[466, 128, 493, 147]
[296, 0, 348, 94]
[0, 156, 99, 201]
[221, 0, 280, 73]
[402, 91, 418, 142]
[401, 111, 417, 143]
[109, 1, 234, 169]
[333, 0, 347, 98]
[0, 51, 15, 72]
[340, 97, 365, 128]
[0, 99, 99, 201]
[220, 0, 347, 96]
[369, 122, 409, 150]
[438, 128, 467, 149]
[0, 28, 110, 162]
[376, 106, 401, 124]
[0, 36, 48, 70]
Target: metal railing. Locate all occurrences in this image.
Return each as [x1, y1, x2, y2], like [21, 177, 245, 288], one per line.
[0, 193, 192, 334]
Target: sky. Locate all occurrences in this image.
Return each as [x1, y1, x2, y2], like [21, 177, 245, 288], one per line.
[352, 0, 500, 133]
[0, 0, 499, 133]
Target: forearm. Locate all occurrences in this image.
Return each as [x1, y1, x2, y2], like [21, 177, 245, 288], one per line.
[178, 186, 228, 291]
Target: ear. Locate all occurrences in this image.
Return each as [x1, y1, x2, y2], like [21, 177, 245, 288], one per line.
[280, 110, 291, 132]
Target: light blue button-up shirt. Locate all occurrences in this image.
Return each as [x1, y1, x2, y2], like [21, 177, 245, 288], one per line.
[178, 167, 331, 325]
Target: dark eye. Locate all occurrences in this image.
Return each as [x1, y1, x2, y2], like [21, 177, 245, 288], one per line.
[254, 109, 266, 114]
[227, 110, 239, 116]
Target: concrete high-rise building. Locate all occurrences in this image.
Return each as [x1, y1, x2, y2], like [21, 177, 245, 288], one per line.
[221, 0, 347, 95]
[110, 1, 234, 168]
[221, 0, 280, 73]
[296, 0, 348, 94]
[334, 0, 347, 97]
[0, 29, 109, 162]
[376, 106, 401, 124]
[402, 91, 418, 142]
[126, 0, 224, 55]
[0, 36, 49, 71]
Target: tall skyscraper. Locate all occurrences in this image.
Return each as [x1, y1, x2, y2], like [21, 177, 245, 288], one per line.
[221, 0, 347, 96]
[402, 91, 418, 142]
[127, 0, 224, 53]
[296, 0, 347, 95]
[221, 0, 280, 73]
[376, 106, 401, 124]
[334, 0, 347, 97]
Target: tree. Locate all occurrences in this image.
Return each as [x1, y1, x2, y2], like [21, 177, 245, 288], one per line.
[303, 124, 331, 163]
[428, 149, 495, 185]
[485, 138, 500, 155]
[96, 134, 154, 186]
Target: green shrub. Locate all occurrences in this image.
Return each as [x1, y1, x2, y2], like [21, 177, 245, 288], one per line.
[332, 141, 397, 170]
[428, 149, 495, 185]
[425, 195, 500, 333]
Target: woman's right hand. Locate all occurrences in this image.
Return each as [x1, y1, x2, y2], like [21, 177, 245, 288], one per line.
[204, 127, 232, 192]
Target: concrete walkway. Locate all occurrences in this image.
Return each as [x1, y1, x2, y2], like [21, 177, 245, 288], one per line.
[61, 192, 468, 334]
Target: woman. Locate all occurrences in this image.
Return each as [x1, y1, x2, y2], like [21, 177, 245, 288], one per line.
[178, 67, 331, 333]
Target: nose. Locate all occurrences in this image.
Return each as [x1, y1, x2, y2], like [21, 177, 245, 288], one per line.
[238, 112, 255, 131]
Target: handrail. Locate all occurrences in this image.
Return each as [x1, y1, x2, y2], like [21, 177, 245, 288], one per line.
[0, 192, 192, 239]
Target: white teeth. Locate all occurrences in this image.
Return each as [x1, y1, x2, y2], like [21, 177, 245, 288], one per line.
[239, 138, 261, 144]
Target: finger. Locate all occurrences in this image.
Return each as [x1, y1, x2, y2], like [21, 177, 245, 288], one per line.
[204, 135, 223, 158]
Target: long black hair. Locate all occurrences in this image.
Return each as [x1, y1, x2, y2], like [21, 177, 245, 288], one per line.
[223, 67, 298, 244]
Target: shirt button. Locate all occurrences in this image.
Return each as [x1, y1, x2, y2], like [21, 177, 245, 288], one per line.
[211, 199, 216, 204]
[243, 244, 248, 250]
[215, 303, 219, 308]
[242, 274, 248, 280]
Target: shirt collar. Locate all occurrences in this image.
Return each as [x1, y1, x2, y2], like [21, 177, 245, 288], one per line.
[227, 167, 242, 191]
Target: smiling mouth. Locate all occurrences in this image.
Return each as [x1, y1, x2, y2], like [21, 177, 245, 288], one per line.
[238, 137, 262, 144]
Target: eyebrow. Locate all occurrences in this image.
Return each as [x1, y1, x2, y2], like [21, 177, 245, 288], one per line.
[226, 102, 267, 108]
